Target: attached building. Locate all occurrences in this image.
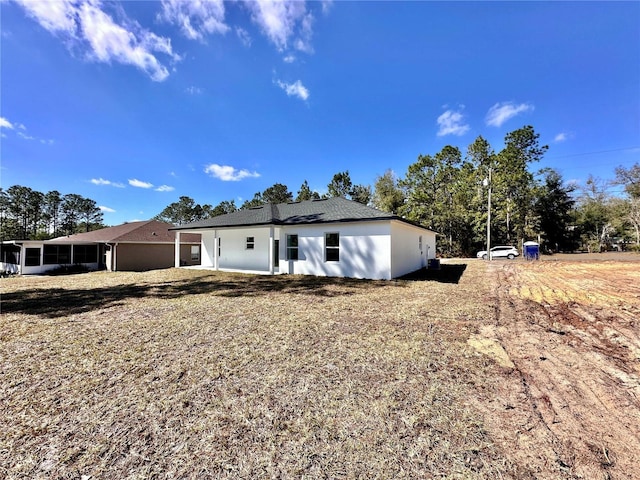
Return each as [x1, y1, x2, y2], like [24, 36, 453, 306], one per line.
[170, 197, 436, 280]
[1, 220, 201, 275]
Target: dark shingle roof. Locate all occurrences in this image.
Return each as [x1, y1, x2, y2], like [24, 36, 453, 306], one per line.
[171, 197, 427, 231]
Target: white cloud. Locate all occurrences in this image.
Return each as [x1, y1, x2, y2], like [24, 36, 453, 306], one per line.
[129, 178, 154, 188]
[275, 79, 310, 101]
[91, 178, 125, 187]
[159, 0, 228, 40]
[245, 0, 311, 52]
[14, 0, 178, 82]
[185, 86, 203, 95]
[155, 185, 175, 192]
[436, 109, 470, 137]
[0, 117, 14, 129]
[236, 27, 251, 47]
[204, 164, 260, 181]
[283, 54, 296, 63]
[554, 132, 568, 142]
[99, 205, 116, 213]
[485, 101, 534, 127]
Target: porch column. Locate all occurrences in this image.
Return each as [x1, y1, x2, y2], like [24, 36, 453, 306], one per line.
[269, 226, 274, 275]
[174, 231, 181, 268]
[214, 231, 219, 271]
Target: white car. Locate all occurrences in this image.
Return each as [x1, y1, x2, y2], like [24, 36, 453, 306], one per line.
[477, 245, 519, 260]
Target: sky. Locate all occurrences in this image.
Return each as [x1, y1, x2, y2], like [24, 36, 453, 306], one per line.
[1, 0, 639, 225]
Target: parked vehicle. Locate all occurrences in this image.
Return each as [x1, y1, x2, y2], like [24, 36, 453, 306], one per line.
[477, 245, 519, 260]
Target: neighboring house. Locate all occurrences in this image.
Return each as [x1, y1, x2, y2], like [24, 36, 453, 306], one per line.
[0, 220, 201, 275]
[170, 197, 436, 280]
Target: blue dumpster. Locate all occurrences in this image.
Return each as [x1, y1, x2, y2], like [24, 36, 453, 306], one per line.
[523, 241, 539, 260]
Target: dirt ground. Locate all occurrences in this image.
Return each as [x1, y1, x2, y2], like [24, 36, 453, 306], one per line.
[468, 258, 640, 479]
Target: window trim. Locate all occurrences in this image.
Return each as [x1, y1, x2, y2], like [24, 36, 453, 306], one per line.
[325, 232, 340, 262]
[25, 247, 41, 267]
[190, 245, 200, 262]
[286, 234, 299, 261]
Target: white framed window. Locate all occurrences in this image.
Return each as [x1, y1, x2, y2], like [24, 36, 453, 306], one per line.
[246, 237, 255, 250]
[286, 234, 298, 260]
[190, 245, 200, 261]
[325, 232, 339, 262]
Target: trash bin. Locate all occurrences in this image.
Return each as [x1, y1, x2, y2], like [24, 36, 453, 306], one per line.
[523, 241, 539, 260]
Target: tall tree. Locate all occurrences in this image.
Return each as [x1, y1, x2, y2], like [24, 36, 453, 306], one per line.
[60, 193, 85, 235]
[350, 184, 372, 205]
[77, 197, 103, 233]
[262, 183, 293, 204]
[210, 200, 237, 217]
[575, 176, 613, 251]
[614, 162, 640, 244]
[296, 180, 320, 201]
[494, 126, 548, 243]
[534, 169, 576, 252]
[154, 196, 200, 225]
[43, 190, 63, 237]
[327, 171, 353, 198]
[372, 170, 404, 214]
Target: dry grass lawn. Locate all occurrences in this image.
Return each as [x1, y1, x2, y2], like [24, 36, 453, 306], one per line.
[1, 264, 509, 479]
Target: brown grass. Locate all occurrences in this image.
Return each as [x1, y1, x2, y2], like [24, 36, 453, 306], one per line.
[1, 263, 510, 479]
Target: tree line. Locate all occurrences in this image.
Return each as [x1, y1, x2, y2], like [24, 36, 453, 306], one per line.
[3, 125, 639, 256]
[0, 186, 103, 241]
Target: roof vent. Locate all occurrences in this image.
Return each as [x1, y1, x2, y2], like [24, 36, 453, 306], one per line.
[312, 198, 328, 202]
[249, 205, 264, 210]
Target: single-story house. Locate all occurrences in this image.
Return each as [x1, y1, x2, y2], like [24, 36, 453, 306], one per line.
[170, 197, 436, 280]
[0, 220, 201, 275]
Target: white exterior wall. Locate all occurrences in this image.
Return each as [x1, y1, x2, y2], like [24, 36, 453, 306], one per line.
[282, 221, 392, 280]
[390, 221, 436, 278]
[200, 231, 216, 268]
[217, 227, 276, 273]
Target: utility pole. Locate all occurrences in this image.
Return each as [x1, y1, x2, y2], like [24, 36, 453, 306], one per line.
[485, 167, 492, 261]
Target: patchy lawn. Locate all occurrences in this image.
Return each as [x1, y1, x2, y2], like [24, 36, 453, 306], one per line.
[4, 259, 638, 479]
[1, 264, 505, 479]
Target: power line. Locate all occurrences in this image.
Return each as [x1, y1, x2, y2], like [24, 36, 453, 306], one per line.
[546, 146, 640, 160]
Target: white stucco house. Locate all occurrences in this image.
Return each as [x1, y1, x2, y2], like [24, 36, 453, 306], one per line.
[170, 197, 436, 280]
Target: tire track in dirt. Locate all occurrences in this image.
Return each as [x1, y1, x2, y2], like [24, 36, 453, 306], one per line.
[472, 261, 640, 479]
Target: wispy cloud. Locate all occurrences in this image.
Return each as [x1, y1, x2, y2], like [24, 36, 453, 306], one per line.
[283, 54, 296, 63]
[1, 116, 52, 143]
[91, 178, 125, 188]
[275, 79, 310, 101]
[204, 164, 260, 181]
[155, 185, 175, 192]
[14, 0, 179, 81]
[185, 86, 203, 95]
[129, 178, 154, 189]
[99, 205, 116, 213]
[485, 101, 534, 127]
[236, 27, 251, 47]
[436, 108, 470, 137]
[554, 132, 571, 143]
[245, 0, 313, 53]
[159, 0, 228, 40]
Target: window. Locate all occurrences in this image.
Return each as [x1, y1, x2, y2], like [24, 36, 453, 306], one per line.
[246, 237, 255, 250]
[218, 238, 221, 257]
[191, 245, 200, 261]
[286, 234, 298, 260]
[73, 245, 98, 263]
[25, 248, 41, 266]
[43, 245, 71, 265]
[419, 235, 423, 251]
[325, 233, 339, 262]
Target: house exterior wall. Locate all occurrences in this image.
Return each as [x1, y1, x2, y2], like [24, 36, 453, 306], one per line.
[217, 227, 276, 273]
[390, 221, 436, 278]
[10, 242, 101, 275]
[113, 243, 199, 271]
[281, 221, 392, 280]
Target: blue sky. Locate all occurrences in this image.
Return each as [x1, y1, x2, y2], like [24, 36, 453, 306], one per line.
[1, 0, 639, 225]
